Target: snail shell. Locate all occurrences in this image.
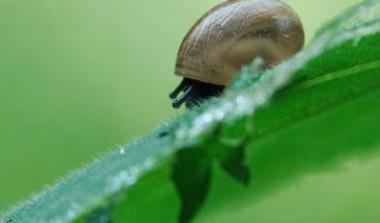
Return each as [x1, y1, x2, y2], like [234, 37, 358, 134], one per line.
[175, 0, 305, 86]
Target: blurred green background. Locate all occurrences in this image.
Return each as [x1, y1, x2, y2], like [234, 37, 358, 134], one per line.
[0, 0, 361, 211]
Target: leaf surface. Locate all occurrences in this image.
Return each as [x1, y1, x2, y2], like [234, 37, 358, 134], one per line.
[2, 1, 380, 222]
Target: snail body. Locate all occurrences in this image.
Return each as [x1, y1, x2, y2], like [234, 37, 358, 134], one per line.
[170, 0, 304, 108]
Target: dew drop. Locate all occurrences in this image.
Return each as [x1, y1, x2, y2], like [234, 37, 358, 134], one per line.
[353, 36, 361, 47]
[108, 158, 156, 193]
[66, 206, 78, 220]
[236, 95, 251, 113]
[67, 210, 75, 219]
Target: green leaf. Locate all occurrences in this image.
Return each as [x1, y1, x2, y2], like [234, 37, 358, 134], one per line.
[172, 147, 212, 223]
[2, 0, 380, 222]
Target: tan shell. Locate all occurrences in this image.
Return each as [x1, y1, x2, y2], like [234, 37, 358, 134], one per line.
[175, 0, 304, 86]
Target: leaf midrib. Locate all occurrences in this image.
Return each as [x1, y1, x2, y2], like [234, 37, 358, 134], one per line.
[294, 60, 380, 89]
[252, 59, 380, 141]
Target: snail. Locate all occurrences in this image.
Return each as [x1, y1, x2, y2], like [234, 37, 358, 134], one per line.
[169, 0, 304, 108]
